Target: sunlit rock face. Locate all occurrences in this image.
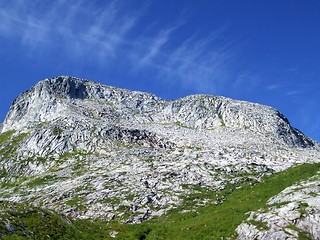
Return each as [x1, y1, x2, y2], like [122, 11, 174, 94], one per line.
[2, 76, 315, 148]
[0, 76, 319, 226]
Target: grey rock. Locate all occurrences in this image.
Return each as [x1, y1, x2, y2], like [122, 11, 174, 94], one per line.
[5, 219, 15, 234]
[2, 76, 316, 148]
[109, 231, 118, 238]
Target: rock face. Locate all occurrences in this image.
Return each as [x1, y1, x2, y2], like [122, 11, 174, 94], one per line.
[0, 76, 319, 234]
[2, 76, 315, 148]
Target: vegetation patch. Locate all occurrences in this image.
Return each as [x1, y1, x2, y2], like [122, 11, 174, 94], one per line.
[0, 132, 28, 159]
[25, 175, 55, 188]
[0, 201, 90, 239]
[298, 231, 314, 240]
[248, 219, 270, 231]
[174, 121, 195, 129]
[24, 175, 68, 189]
[65, 196, 88, 211]
[0, 176, 30, 189]
[52, 127, 63, 136]
[0, 130, 16, 144]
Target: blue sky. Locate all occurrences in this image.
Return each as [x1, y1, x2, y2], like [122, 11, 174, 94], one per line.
[0, 0, 320, 142]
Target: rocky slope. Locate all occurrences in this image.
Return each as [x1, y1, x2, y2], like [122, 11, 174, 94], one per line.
[236, 171, 320, 240]
[0, 76, 319, 238]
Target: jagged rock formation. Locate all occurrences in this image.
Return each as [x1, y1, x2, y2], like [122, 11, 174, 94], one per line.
[0, 76, 319, 238]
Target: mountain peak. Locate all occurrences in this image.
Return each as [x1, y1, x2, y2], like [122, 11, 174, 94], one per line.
[2, 76, 316, 148]
[36, 76, 91, 99]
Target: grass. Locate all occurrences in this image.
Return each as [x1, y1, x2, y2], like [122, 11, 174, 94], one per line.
[298, 231, 314, 240]
[219, 115, 226, 127]
[0, 131, 28, 159]
[174, 121, 195, 130]
[26, 175, 55, 188]
[65, 196, 88, 211]
[0, 201, 90, 239]
[248, 220, 270, 230]
[0, 176, 29, 189]
[0, 130, 16, 144]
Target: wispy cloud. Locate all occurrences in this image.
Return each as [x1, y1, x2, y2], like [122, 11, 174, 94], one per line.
[286, 90, 300, 96]
[0, 0, 242, 94]
[232, 71, 260, 91]
[137, 28, 174, 66]
[0, 0, 139, 59]
[161, 36, 233, 92]
[266, 84, 281, 90]
[132, 25, 235, 93]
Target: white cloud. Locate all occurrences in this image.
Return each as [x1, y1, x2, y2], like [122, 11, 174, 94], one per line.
[286, 90, 300, 96]
[132, 25, 235, 93]
[266, 84, 281, 90]
[138, 29, 172, 66]
[162, 36, 234, 92]
[0, 0, 139, 59]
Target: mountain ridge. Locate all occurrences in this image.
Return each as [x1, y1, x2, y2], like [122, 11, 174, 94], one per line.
[2, 76, 316, 148]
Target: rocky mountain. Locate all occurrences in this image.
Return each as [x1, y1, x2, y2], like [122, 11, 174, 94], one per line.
[0, 76, 319, 239]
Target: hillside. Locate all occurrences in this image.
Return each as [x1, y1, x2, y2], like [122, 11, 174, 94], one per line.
[0, 76, 319, 239]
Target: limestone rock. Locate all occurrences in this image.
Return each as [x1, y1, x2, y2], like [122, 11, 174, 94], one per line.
[2, 76, 316, 148]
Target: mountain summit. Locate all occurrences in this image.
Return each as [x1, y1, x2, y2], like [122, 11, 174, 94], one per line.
[2, 76, 315, 147]
[0, 76, 319, 239]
